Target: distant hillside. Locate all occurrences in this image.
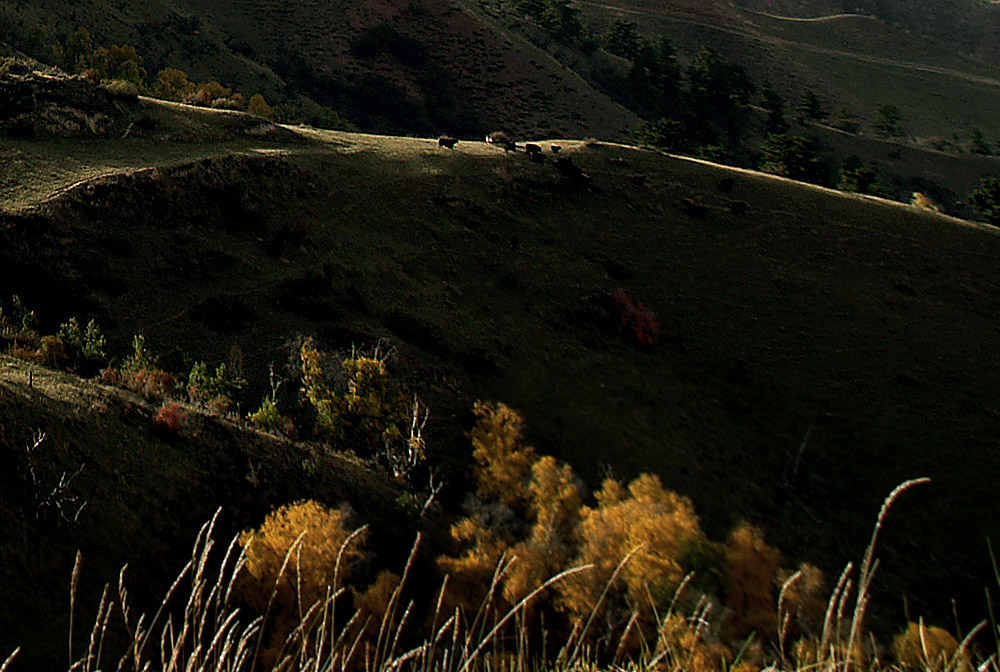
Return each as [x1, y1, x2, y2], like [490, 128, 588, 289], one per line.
[729, 0, 1000, 66]
[0, 0, 637, 138]
[4, 80, 1000, 665]
[569, 0, 1000, 140]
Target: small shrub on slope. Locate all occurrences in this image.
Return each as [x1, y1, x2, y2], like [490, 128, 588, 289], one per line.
[610, 289, 661, 347]
[101, 335, 176, 399]
[57, 317, 107, 372]
[892, 621, 965, 671]
[37, 335, 67, 368]
[153, 402, 187, 432]
[249, 397, 295, 436]
[187, 361, 246, 407]
[966, 176, 1000, 224]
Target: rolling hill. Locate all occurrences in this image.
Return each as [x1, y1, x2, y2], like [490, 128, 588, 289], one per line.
[3, 72, 1000, 668]
[0, 0, 637, 138]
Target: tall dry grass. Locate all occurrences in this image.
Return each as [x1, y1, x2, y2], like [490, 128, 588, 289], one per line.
[7, 477, 993, 672]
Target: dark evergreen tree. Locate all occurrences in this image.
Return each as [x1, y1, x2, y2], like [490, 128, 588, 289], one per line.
[759, 134, 826, 184]
[966, 176, 1000, 224]
[761, 80, 788, 134]
[686, 47, 754, 149]
[838, 155, 879, 194]
[796, 89, 826, 121]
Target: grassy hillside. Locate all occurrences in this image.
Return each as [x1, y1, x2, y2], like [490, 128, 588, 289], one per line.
[0, 0, 637, 138]
[0, 354, 408, 670]
[729, 0, 1000, 67]
[572, 0, 1000, 140]
[4, 80, 1000, 660]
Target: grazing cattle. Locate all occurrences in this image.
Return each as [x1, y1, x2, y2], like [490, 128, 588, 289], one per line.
[525, 143, 542, 155]
[487, 131, 517, 153]
[631, 174, 648, 187]
[529, 152, 546, 164]
[438, 136, 458, 149]
[729, 200, 749, 216]
[554, 157, 591, 184]
[717, 177, 735, 194]
[680, 197, 708, 219]
[551, 145, 562, 154]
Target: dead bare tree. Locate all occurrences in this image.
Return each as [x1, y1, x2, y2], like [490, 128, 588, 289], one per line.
[24, 430, 88, 523]
[380, 396, 430, 479]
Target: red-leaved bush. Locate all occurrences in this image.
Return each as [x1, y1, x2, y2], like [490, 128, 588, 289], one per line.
[154, 403, 187, 432]
[610, 289, 661, 347]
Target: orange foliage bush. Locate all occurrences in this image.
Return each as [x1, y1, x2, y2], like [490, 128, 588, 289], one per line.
[153, 402, 187, 432]
[723, 523, 782, 641]
[610, 289, 661, 347]
[558, 474, 704, 630]
[469, 401, 537, 508]
[238, 500, 367, 667]
[238, 500, 367, 614]
[893, 622, 965, 671]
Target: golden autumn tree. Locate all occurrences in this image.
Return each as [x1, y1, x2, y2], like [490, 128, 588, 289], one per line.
[557, 474, 705, 636]
[469, 401, 537, 508]
[503, 456, 583, 606]
[722, 522, 783, 641]
[237, 500, 367, 667]
[439, 404, 576, 618]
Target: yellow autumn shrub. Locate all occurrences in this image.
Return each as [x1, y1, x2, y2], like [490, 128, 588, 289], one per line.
[893, 622, 965, 671]
[237, 499, 367, 614]
[558, 474, 704, 630]
[469, 401, 537, 508]
[722, 523, 782, 641]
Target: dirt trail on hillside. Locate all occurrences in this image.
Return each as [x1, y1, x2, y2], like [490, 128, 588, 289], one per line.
[577, 0, 1000, 88]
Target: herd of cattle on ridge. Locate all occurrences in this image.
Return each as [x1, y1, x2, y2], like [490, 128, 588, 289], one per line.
[435, 132, 750, 217]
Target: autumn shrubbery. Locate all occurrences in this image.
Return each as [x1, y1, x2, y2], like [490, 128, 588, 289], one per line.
[300, 339, 427, 477]
[1, 296, 108, 374]
[236, 500, 368, 667]
[432, 401, 827, 666]
[153, 402, 187, 432]
[209, 403, 967, 672]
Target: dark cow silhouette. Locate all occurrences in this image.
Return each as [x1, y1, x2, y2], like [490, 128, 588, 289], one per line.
[438, 136, 458, 149]
[487, 131, 517, 153]
[729, 200, 749, 216]
[525, 143, 542, 155]
[529, 152, 546, 164]
[680, 197, 708, 219]
[551, 145, 562, 154]
[554, 157, 591, 184]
